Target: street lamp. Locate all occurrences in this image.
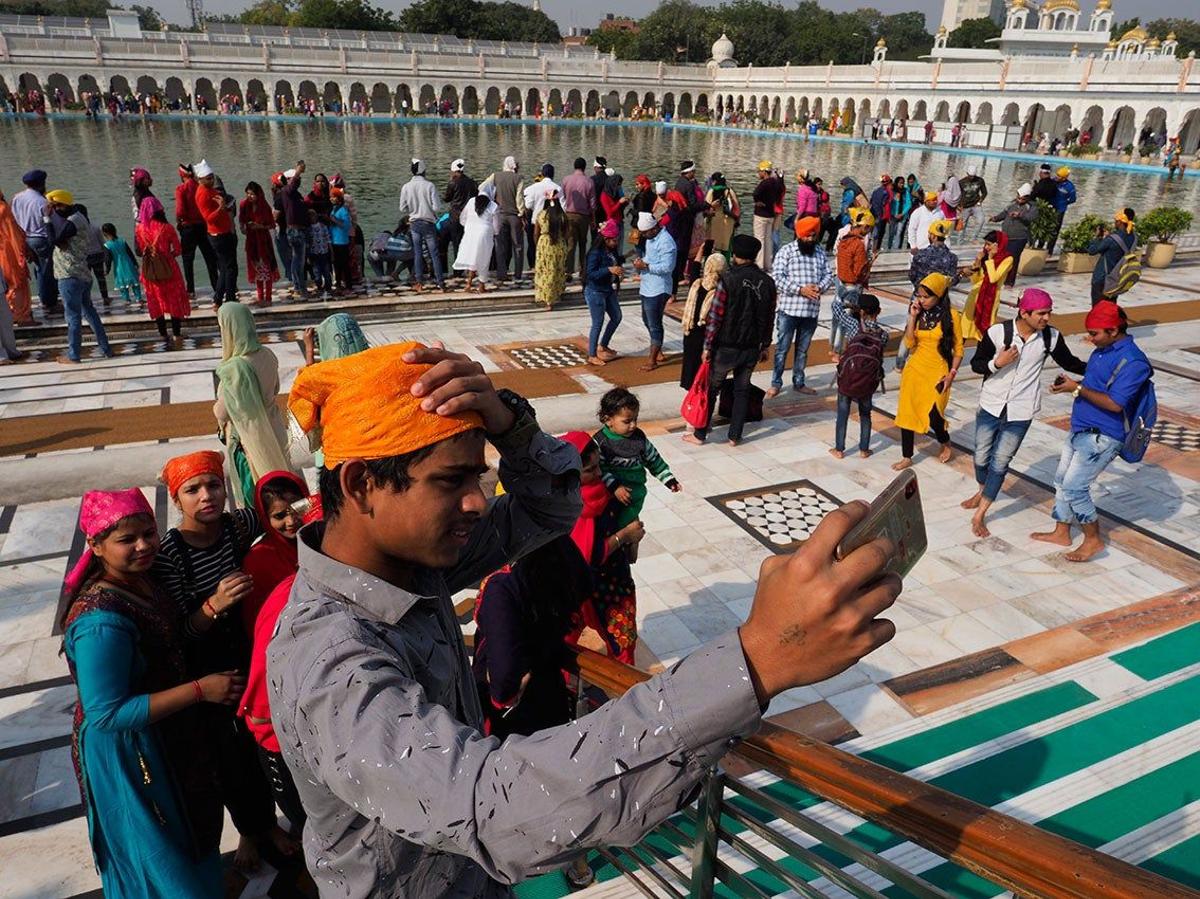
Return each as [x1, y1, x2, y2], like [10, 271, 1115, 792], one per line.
[851, 32, 872, 64]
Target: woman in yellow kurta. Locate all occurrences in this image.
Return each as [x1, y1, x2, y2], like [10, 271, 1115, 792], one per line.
[893, 272, 963, 470]
[959, 230, 1012, 342]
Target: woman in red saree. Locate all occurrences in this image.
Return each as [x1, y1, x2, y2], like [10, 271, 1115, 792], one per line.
[134, 203, 191, 347]
[239, 182, 279, 307]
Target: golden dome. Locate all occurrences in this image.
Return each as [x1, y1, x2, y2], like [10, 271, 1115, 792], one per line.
[1146, 37, 1161, 48]
[876, 37, 887, 47]
[936, 24, 947, 33]
[1095, 0, 1111, 8]
[1009, 0, 1028, 8]
[1166, 31, 1177, 40]
[1042, 0, 1080, 11]
[1106, 39, 1117, 48]
[1120, 26, 1148, 42]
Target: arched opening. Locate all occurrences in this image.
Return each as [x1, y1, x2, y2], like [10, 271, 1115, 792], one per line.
[1001, 102, 1020, 126]
[78, 74, 101, 102]
[109, 74, 132, 97]
[622, 90, 638, 117]
[662, 92, 675, 117]
[975, 102, 993, 125]
[785, 97, 796, 124]
[526, 87, 541, 116]
[1046, 103, 1072, 138]
[504, 86, 522, 115]
[485, 86, 502, 116]
[18, 72, 43, 94]
[370, 82, 392, 114]
[585, 89, 600, 117]
[913, 100, 927, 121]
[347, 82, 368, 114]
[219, 77, 243, 107]
[812, 97, 823, 120]
[397, 84, 414, 113]
[878, 99, 891, 119]
[323, 81, 344, 113]
[135, 75, 159, 98]
[895, 99, 909, 119]
[679, 92, 694, 120]
[772, 96, 783, 123]
[797, 96, 810, 120]
[419, 84, 437, 113]
[859, 98, 871, 124]
[1022, 103, 1045, 142]
[566, 88, 582, 116]
[548, 87, 563, 115]
[438, 84, 458, 114]
[298, 80, 319, 110]
[1138, 107, 1167, 147]
[273, 79, 294, 111]
[1079, 104, 1104, 145]
[1179, 109, 1200, 155]
[954, 101, 970, 124]
[933, 100, 950, 122]
[193, 77, 215, 108]
[1106, 106, 1136, 149]
[641, 91, 656, 114]
[245, 79, 267, 112]
[461, 85, 479, 115]
[46, 73, 75, 104]
[603, 90, 620, 117]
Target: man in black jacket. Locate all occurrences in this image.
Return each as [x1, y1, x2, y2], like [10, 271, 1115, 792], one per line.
[442, 158, 477, 267]
[685, 233, 777, 447]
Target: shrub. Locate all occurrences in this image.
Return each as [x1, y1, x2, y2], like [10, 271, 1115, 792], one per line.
[1058, 214, 1107, 254]
[1121, 143, 1134, 156]
[1029, 199, 1059, 249]
[1136, 206, 1194, 244]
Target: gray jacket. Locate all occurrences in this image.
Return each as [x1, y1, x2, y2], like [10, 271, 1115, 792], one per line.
[398, 174, 443, 223]
[991, 200, 1036, 241]
[267, 415, 763, 897]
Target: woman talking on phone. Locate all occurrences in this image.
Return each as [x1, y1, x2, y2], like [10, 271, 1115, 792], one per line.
[893, 272, 963, 471]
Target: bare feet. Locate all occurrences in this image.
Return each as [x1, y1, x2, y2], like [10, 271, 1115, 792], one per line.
[233, 835, 261, 874]
[598, 347, 619, 360]
[961, 492, 982, 510]
[829, 448, 845, 459]
[765, 386, 781, 398]
[267, 824, 301, 858]
[586, 355, 607, 366]
[638, 361, 659, 372]
[970, 512, 991, 539]
[859, 449, 872, 459]
[1065, 537, 1106, 563]
[728, 438, 741, 447]
[891, 458, 913, 471]
[793, 385, 817, 395]
[1030, 523, 1073, 546]
[682, 433, 705, 445]
[938, 444, 953, 463]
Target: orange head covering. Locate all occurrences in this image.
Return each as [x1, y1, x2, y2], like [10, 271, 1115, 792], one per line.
[794, 216, 821, 238]
[161, 450, 225, 498]
[288, 342, 483, 469]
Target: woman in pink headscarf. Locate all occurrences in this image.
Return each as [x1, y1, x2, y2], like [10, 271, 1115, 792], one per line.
[130, 167, 157, 226]
[60, 489, 241, 899]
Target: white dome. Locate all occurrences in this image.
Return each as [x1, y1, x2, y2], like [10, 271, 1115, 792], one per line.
[711, 33, 734, 63]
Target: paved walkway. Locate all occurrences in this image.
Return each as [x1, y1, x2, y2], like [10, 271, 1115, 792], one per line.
[0, 257, 1197, 896]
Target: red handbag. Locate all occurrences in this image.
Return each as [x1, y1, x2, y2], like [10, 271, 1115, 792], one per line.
[680, 360, 712, 429]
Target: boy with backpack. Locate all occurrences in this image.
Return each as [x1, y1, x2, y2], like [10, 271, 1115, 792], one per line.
[1086, 209, 1140, 305]
[1033, 301, 1155, 563]
[963, 288, 1087, 538]
[830, 294, 886, 459]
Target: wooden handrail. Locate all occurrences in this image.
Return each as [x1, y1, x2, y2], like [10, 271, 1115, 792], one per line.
[572, 648, 1200, 899]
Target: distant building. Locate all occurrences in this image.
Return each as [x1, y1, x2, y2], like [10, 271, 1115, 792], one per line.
[563, 26, 592, 47]
[939, 0, 1005, 32]
[598, 13, 638, 34]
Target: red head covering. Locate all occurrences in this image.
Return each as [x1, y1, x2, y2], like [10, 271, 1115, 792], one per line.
[665, 190, 688, 210]
[974, 231, 1010, 335]
[161, 450, 224, 498]
[62, 489, 155, 602]
[240, 470, 307, 637]
[560, 431, 610, 564]
[635, 174, 652, 191]
[1018, 287, 1053, 313]
[1085, 300, 1122, 331]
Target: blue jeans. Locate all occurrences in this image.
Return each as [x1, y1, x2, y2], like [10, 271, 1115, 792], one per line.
[585, 286, 622, 356]
[772, 313, 818, 389]
[311, 252, 332, 292]
[974, 408, 1032, 502]
[1051, 430, 1122, 525]
[830, 283, 861, 353]
[286, 227, 307, 292]
[411, 219, 444, 286]
[640, 292, 670, 349]
[59, 276, 111, 361]
[885, 219, 906, 250]
[835, 393, 873, 453]
[274, 227, 293, 284]
[26, 236, 59, 312]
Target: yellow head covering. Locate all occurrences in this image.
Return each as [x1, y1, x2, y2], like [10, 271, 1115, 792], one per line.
[1056, 166, 1070, 178]
[925, 190, 940, 202]
[928, 219, 953, 239]
[45, 189, 74, 206]
[757, 160, 773, 171]
[288, 342, 483, 469]
[919, 272, 952, 299]
[1113, 210, 1134, 232]
[855, 210, 876, 228]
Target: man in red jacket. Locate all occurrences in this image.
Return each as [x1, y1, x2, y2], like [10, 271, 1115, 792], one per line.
[174, 163, 219, 299]
[194, 159, 238, 308]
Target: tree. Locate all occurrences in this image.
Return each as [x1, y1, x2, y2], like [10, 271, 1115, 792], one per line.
[0, 0, 108, 16]
[621, 0, 719, 63]
[397, 0, 559, 41]
[1146, 17, 1200, 57]
[715, 0, 794, 68]
[129, 3, 163, 30]
[237, 0, 293, 26]
[1112, 17, 1140, 37]
[293, 0, 397, 30]
[948, 16, 1000, 49]
[880, 11, 934, 59]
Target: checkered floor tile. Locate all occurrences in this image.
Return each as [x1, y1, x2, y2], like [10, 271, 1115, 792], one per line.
[1151, 421, 1200, 453]
[708, 480, 843, 552]
[508, 343, 589, 369]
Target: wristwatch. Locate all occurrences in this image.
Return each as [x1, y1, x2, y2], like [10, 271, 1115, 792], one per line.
[1071, 385, 1082, 399]
[495, 388, 536, 428]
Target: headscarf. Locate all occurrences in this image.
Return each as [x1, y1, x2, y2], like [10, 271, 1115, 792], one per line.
[634, 174, 651, 191]
[218, 301, 263, 361]
[314, 313, 369, 361]
[160, 450, 224, 498]
[241, 470, 307, 626]
[61, 488, 156, 603]
[974, 231, 1010, 335]
[22, 169, 47, 189]
[794, 216, 820, 239]
[288, 342, 483, 469]
[599, 220, 619, 240]
[920, 272, 952, 300]
[0, 193, 33, 324]
[138, 196, 164, 223]
[130, 167, 152, 188]
[45, 189, 73, 206]
[941, 175, 961, 208]
[1018, 287, 1053, 313]
[503, 156, 517, 172]
[928, 219, 953, 240]
[560, 431, 610, 564]
[1113, 210, 1134, 233]
[682, 254, 726, 335]
[1085, 300, 1122, 331]
[603, 173, 623, 200]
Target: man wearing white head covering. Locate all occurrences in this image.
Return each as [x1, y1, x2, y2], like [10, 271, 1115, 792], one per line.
[989, 182, 1036, 287]
[443, 159, 477, 267]
[632, 210, 676, 371]
[398, 158, 446, 291]
[193, 159, 240, 307]
[482, 156, 526, 282]
[958, 164, 988, 240]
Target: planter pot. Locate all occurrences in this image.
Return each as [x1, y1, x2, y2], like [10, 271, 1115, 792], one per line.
[1120, 154, 1132, 163]
[1058, 252, 1093, 274]
[1146, 241, 1176, 269]
[1018, 247, 1048, 275]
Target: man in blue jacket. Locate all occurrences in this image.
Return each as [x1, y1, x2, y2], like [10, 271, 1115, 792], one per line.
[632, 210, 676, 372]
[1032, 301, 1151, 563]
[1045, 165, 1076, 255]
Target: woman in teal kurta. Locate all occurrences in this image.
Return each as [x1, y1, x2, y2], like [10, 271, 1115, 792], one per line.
[61, 488, 236, 898]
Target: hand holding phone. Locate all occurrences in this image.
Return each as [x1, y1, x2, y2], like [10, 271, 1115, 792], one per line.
[835, 470, 927, 579]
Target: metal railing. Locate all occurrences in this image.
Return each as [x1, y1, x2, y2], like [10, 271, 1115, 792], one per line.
[570, 648, 1199, 899]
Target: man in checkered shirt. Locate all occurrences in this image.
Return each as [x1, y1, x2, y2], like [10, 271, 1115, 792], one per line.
[768, 215, 835, 397]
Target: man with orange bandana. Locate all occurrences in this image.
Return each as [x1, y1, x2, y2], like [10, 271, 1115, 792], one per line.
[266, 342, 902, 898]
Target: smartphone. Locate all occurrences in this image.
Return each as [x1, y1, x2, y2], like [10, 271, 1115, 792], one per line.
[1053, 374, 1066, 387]
[835, 470, 927, 579]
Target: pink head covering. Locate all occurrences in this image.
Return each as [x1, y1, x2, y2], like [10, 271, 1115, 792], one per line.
[599, 219, 620, 239]
[1018, 288, 1053, 313]
[138, 195, 165, 223]
[62, 489, 155, 601]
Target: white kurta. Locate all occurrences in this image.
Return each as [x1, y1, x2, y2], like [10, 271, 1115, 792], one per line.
[454, 200, 499, 282]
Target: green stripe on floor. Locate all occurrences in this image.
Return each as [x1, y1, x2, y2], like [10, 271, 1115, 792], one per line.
[1111, 621, 1200, 681]
[1142, 831, 1200, 889]
[859, 681, 1097, 773]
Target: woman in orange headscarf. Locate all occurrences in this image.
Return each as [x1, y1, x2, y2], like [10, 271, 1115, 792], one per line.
[0, 188, 34, 326]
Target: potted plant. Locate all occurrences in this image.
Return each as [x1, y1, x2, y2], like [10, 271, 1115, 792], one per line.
[1057, 214, 1106, 273]
[1120, 142, 1134, 163]
[1136, 206, 1194, 268]
[1018, 199, 1058, 275]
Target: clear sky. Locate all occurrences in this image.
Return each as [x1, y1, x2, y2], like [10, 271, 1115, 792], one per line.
[152, 0, 1193, 34]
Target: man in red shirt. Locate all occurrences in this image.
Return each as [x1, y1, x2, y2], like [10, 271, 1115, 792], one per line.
[194, 159, 239, 307]
[174, 163, 219, 299]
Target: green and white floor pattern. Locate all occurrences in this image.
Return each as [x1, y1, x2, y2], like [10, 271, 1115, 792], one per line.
[516, 622, 1200, 898]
